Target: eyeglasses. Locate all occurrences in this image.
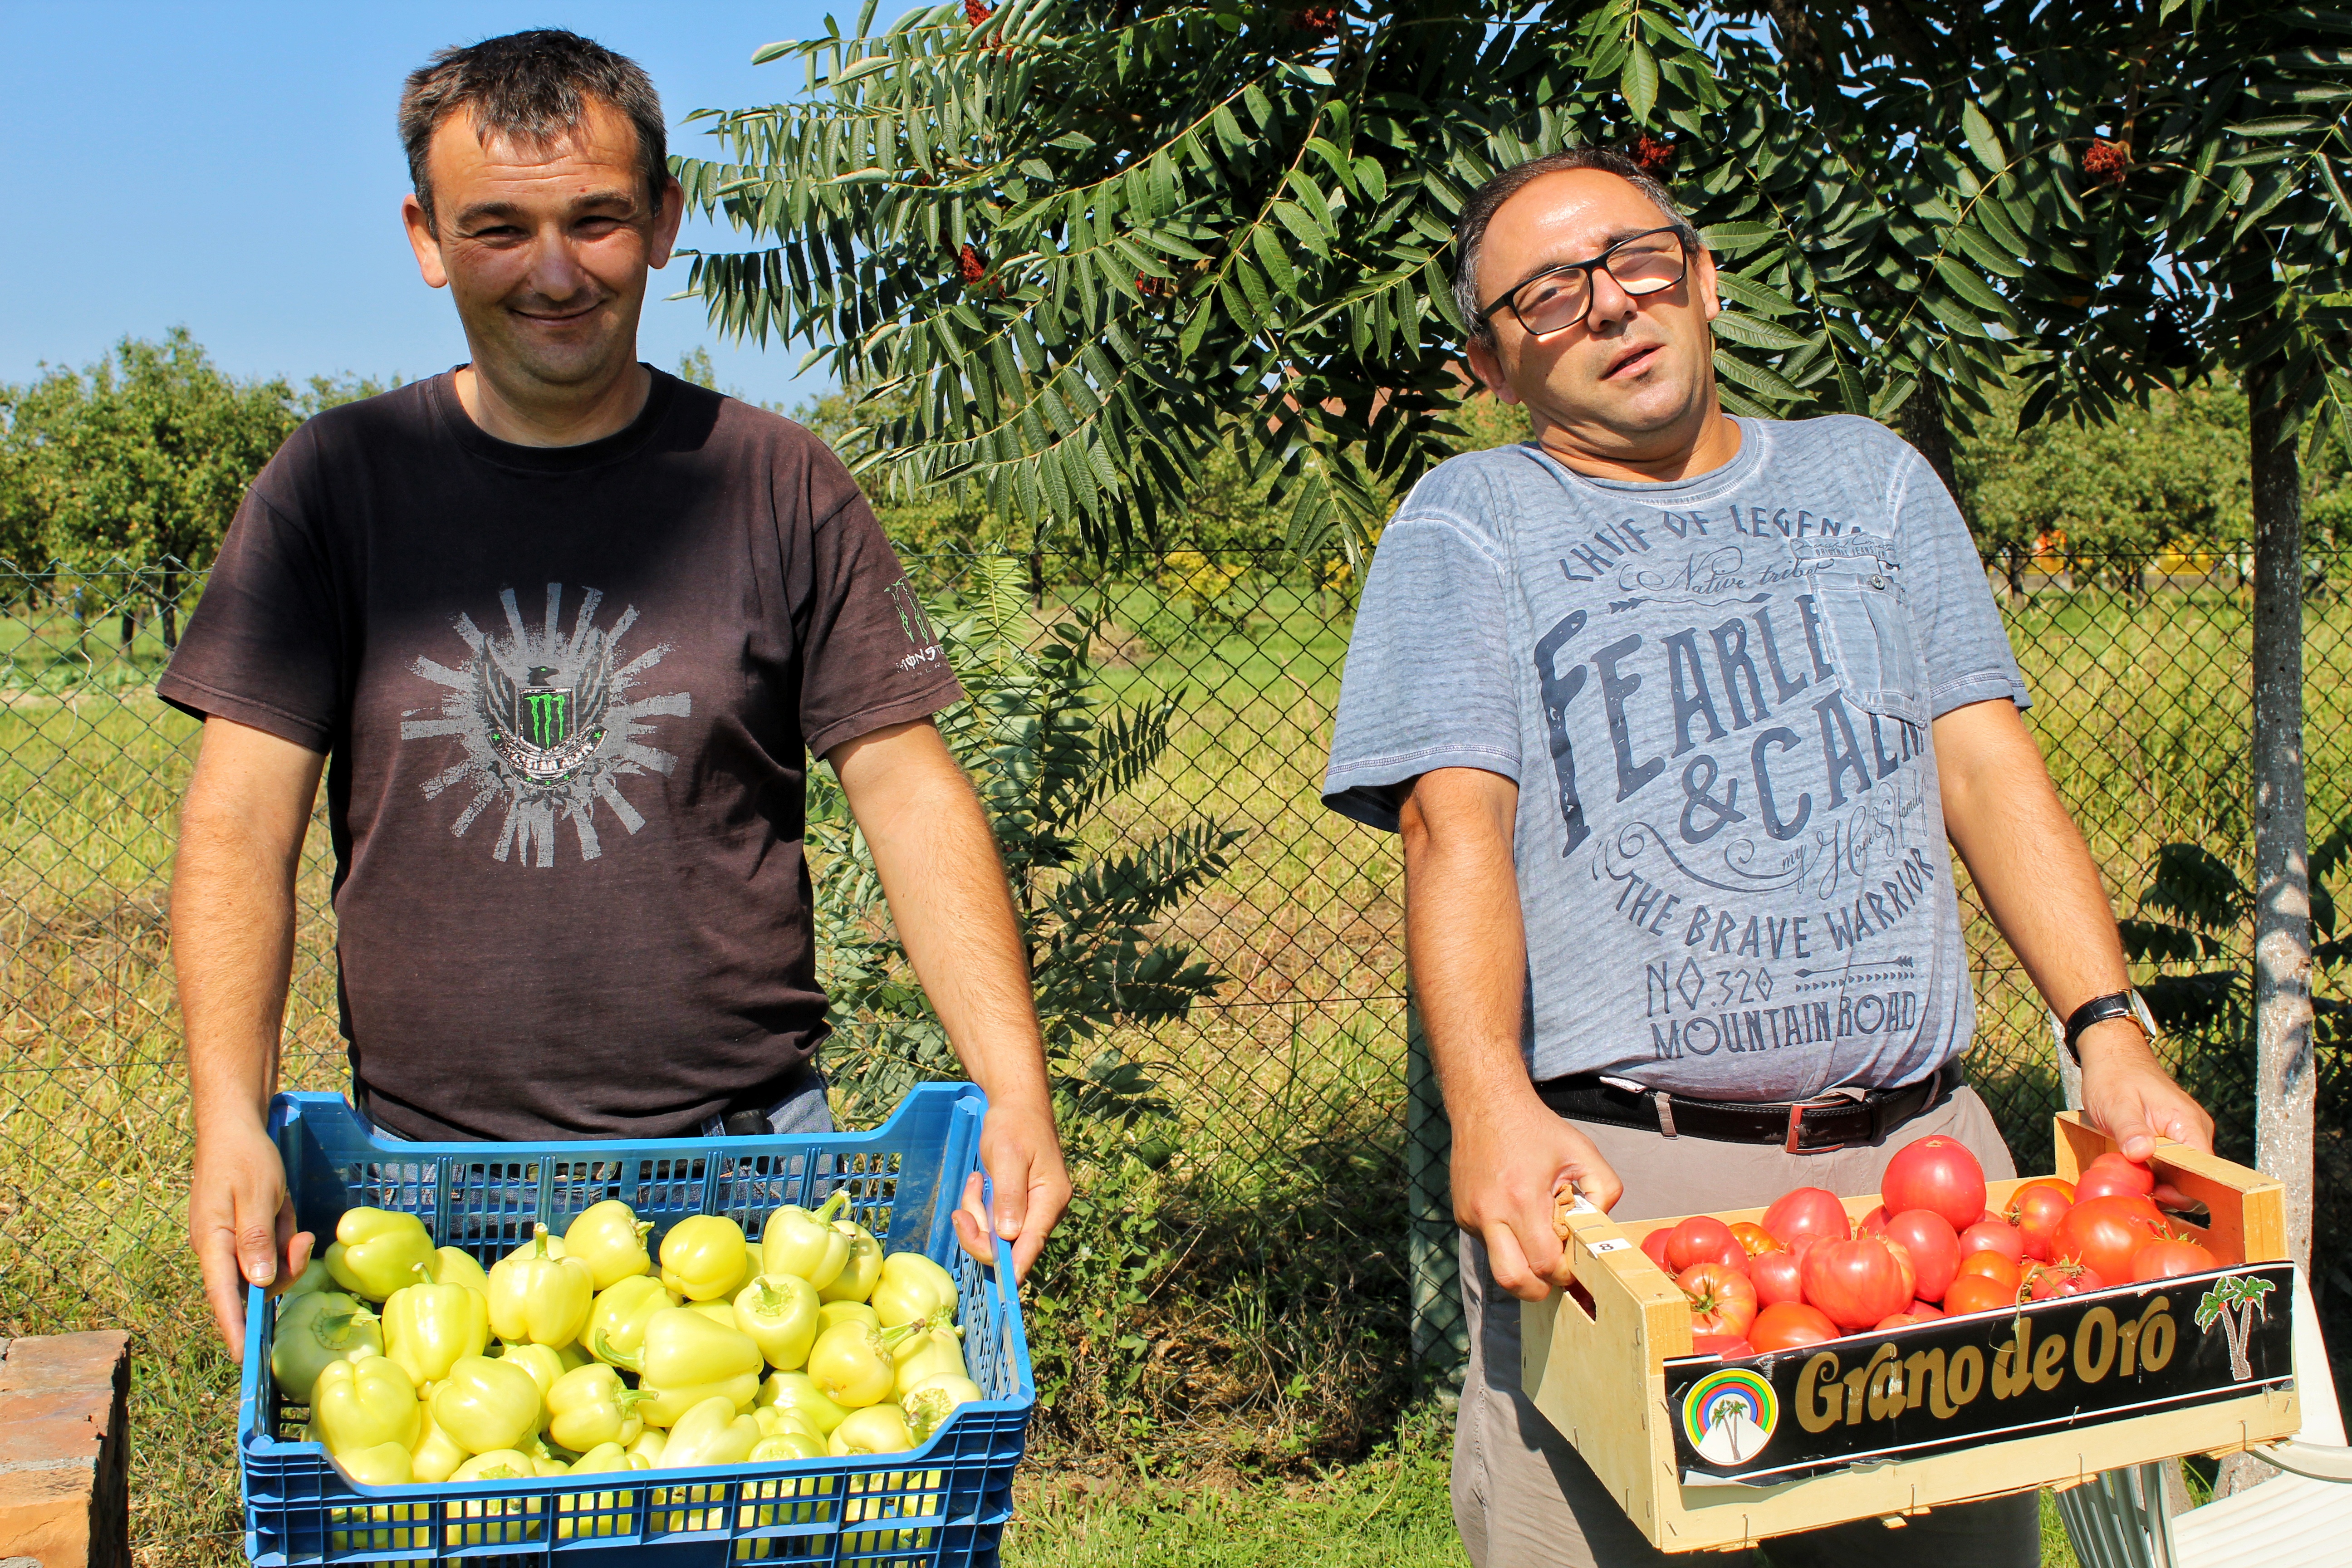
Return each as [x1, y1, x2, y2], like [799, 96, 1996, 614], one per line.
[1475, 226, 1695, 338]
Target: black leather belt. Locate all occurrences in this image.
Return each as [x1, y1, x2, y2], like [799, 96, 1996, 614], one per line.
[1534, 1063, 1957, 1153]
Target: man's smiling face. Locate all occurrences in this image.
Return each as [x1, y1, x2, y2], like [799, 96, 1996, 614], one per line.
[403, 97, 681, 397]
[1466, 168, 1724, 470]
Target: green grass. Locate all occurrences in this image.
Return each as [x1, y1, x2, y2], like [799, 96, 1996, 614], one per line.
[0, 566, 2341, 1567]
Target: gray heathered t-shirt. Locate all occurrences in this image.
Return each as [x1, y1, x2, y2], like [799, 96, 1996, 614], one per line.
[1323, 414, 2029, 1099]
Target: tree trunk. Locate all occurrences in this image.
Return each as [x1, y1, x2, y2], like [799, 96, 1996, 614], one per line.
[158, 565, 179, 651]
[2218, 358, 2317, 1499]
[1900, 380, 1965, 517]
[119, 600, 137, 652]
[2247, 357, 2315, 1273]
[1028, 543, 1046, 610]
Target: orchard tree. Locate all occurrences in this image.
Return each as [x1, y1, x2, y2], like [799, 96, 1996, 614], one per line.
[39, 329, 299, 647]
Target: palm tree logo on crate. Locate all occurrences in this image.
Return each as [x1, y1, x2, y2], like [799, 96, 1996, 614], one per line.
[2194, 1276, 2276, 1383]
[1683, 1367, 1779, 1465]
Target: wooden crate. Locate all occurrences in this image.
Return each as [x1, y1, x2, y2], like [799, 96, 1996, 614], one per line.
[1522, 1113, 2299, 1553]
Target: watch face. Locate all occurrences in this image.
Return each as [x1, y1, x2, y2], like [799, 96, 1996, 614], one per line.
[2128, 989, 2160, 1039]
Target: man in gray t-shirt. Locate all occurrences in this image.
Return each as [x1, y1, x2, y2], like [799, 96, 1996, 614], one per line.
[1323, 149, 2215, 1568]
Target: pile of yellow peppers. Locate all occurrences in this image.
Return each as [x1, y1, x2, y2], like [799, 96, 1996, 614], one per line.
[274, 1194, 983, 1498]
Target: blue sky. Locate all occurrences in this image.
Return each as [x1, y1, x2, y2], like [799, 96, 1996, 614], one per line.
[1, 1, 847, 407]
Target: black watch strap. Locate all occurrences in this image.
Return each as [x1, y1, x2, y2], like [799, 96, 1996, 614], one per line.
[2062, 990, 2151, 1063]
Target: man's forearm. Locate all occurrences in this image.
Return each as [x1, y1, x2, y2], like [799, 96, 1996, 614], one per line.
[1401, 772, 1534, 1118]
[1935, 701, 2131, 1021]
[833, 724, 1051, 1107]
[175, 811, 302, 1132]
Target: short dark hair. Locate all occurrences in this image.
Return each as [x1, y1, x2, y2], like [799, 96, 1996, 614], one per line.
[398, 29, 666, 231]
[1452, 148, 1693, 347]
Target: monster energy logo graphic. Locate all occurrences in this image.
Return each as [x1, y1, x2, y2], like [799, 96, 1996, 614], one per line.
[524, 681, 573, 747]
[492, 668, 603, 781]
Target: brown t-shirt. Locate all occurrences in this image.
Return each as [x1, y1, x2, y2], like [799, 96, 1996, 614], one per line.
[159, 368, 963, 1141]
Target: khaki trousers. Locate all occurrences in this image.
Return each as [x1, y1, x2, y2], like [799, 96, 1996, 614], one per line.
[1451, 1084, 2043, 1568]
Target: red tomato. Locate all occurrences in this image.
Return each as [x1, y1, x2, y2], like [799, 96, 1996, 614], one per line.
[1800, 1236, 1914, 1331]
[1956, 1251, 2023, 1291]
[1881, 1135, 1988, 1231]
[1729, 1221, 1781, 1257]
[2006, 1180, 2076, 1261]
[1857, 1205, 1891, 1236]
[1762, 1187, 1852, 1250]
[2075, 1152, 2156, 1202]
[1881, 1210, 1961, 1302]
[1666, 1216, 1749, 1274]
[2129, 1236, 2219, 1282]
[1748, 1249, 1805, 1308]
[1749, 1301, 1839, 1351]
[2025, 1259, 2108, 1299]
[1641, 1228, 1673, 1274]
[1942, 1273, 2017, 1315]
[1906, 1299, 1946, 1319]
[1690, 1333, 1756, 1358]
[1678, 1263, 1760, 1338]
[2053, 1195, 2167, 1282]
[1958, 1219, 2025, 1265]
[1875, 1308, 1938, 1330]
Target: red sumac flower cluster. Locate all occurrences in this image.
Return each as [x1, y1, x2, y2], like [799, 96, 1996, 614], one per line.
[2082, 139, 2130, 186]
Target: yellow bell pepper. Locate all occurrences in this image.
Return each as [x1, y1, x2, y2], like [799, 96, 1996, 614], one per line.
[598, 1305, 762, 1392]
[408, 1403, 467, 1483]
[545, 1363, 650, 1453]
[429, 1246, 489, 1292]
[734, 1274, 822, 1370]
[751, 1403, 826, 1441]
[760, 1192, 850, 1289]
[827, 1403, 914, 1455]
[816, 1221, 884, 1304]
[749, 1431, 827, 1461]
[451, 1449, 536, 1480]
[872, 1251, 959, 1328]
[818, 1300, 882, 1337]
[311, 1357, 420, 1455]
[635, 1374, 760, 1430]
[584, 1275, 679, 1366]
[901, 1373, 985, 1441]
[431, 1356, 543, 1456]
[335, 1440, 414, 1487]
[488, 1225, 595, 1347]
[496, 1342, 569, 1407]
[563, 1200, 655, 1290]
[625, 1426, 666, 1465]
[685, 1301, 741, 1329]
[660, 1395, 761, 1468]
[754, 1370, 849, 1434]
[807, 1319, 904, 1408]
[382, 1281, 490, 1387]
[657, 1215, 748, 1302]
[271, 1291, 382, 1401]
[324, 1208, 436, 1302]
[276, 1256, 334, 1308]
[893, 1319, 970, 1395]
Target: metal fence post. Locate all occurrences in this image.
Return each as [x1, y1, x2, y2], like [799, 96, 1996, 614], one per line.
[1406, 994, 1467, 1389]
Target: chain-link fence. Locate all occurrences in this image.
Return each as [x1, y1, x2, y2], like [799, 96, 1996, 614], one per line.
[0, 545, 2346, 1560]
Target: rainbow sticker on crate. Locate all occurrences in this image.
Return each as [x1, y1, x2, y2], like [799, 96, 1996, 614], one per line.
[1682, 1366, 1779, 1466]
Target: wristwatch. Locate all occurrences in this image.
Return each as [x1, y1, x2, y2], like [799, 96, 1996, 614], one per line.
[2059, 989, 2159, 1063]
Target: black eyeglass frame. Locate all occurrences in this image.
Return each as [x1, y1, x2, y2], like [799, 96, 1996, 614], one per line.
[1473, 225, 1699, 337]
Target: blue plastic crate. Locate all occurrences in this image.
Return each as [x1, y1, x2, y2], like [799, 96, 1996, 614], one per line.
[239, 1084, 1033, 1567]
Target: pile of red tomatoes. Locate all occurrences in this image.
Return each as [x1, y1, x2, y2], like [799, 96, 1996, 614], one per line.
[1641, 1136, 2221, 1357]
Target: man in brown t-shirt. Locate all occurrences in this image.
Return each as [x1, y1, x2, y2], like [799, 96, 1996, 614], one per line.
[167, 30, 1070, 1357]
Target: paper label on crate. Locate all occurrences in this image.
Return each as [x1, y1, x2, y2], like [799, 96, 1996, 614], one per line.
[1588, 1238, 1632, 1254]
[1660, 1265, 2295, 1485]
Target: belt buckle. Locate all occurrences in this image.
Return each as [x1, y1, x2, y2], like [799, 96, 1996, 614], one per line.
[1784, 1101, 1847, 1156]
